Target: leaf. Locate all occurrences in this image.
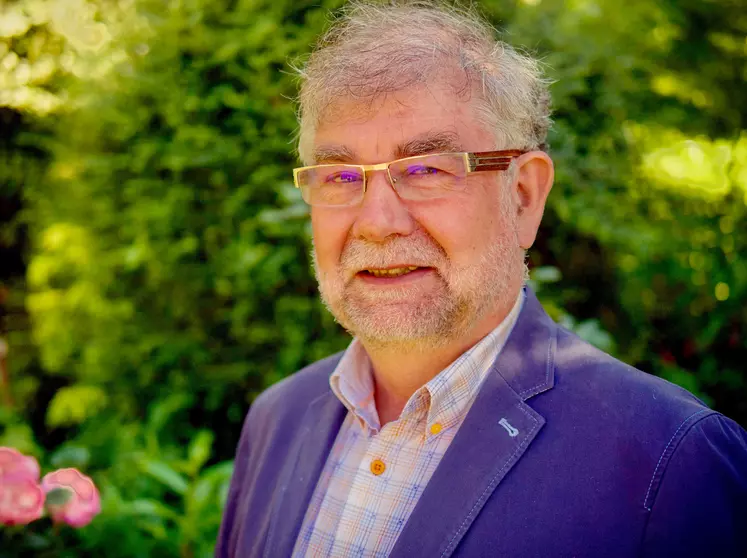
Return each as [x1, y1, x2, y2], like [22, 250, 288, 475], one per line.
[46, 385, 109, 428]
[23, 533, 51, 550]
[137, 519, 170, 541]
[531, 266, 562, 284]
[200, 461, 234, 482]
[146, 394, 193, 437]
[186, 460, 233, 514]
[187, 430, 214, 474]
[123, 498, 180, 521]
[145, 393, 194, 453]
[211, 42, 242, 64]
[187, 477, 213, 512]
[573, 319, 615, 353]
[0, 422, 41, 456]
[50, 445, 91, 469]
[140, 460, 188, 495]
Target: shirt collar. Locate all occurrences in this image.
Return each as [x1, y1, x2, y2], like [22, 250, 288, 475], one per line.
[329, 289, 525, 436]
[329, 340, 380, 431]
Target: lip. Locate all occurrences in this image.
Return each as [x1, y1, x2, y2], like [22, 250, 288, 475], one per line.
[359, 264, 423, 271]
[348, 264, 426, 280]
[354, 267, 436, 285]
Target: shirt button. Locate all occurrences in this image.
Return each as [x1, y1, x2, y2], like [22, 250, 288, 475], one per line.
[429, 423, 443, 435]
[370, 459, 386, 476]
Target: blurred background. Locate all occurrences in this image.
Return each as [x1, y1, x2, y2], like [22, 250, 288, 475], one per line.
[1, 0, 745, 555]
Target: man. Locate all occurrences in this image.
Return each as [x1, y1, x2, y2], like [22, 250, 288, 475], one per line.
[216, 2, 747, 557]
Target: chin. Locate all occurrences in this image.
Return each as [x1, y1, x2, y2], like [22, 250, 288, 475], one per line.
[340, 294, 473, 346]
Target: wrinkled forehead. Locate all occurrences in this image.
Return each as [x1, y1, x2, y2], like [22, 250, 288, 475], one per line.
[316, 55, 474, 119]
[308, 80, 493, 164]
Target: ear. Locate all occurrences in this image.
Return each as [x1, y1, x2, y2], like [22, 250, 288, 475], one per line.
[510, 151, 554, 249]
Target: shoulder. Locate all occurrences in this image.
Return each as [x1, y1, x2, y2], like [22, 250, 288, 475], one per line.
[230, 350, 344, 475]
[550, 325, 747, 484]
[536, 325, 747, 490]
[246, 351, 344, 426]
[550, 326, 712, 430]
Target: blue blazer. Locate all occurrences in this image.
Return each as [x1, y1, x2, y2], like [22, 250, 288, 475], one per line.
[216, 289, 747, 557]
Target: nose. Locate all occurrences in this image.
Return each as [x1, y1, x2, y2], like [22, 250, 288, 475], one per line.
[351, 169, 417, 242]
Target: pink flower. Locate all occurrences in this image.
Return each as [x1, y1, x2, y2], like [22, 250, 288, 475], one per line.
[0, 477, 45, 526]
[41, 468, 101, 527]
[0, 447, 40, 483]
[0, 448, 44, 525]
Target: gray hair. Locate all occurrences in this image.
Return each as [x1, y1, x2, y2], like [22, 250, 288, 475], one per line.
[295, 0, 552, 164]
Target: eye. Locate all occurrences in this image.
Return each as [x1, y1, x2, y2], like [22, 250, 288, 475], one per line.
[405, 164, 441, 176]
[326, 170, 362, 184]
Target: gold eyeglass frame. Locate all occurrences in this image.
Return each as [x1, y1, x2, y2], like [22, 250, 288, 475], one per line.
[292, 150, 526, 204]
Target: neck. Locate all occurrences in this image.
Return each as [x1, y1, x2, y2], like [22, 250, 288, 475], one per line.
[363, 286, 521, 426]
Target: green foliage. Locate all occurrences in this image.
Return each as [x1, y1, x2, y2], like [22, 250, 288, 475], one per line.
[46, 385, 109, 428]
[1, 0, 746, 555]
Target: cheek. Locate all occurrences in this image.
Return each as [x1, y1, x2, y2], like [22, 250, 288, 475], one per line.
[412, 194, 502, 264]
[311, 208, 353, 269]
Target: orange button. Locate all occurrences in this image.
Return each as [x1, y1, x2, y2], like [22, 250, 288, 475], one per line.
[370, 459, 386, 476]
[429, 423, 443, 435]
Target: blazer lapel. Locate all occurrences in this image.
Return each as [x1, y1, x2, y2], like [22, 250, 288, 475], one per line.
[262, 390, 346, 558]
[390, 288, 557, 558]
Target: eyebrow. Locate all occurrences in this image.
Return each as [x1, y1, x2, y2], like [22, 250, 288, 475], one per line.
[312, 145, 357, 164]
[311, 131, 464, 165]
[395, 131, 464, 159]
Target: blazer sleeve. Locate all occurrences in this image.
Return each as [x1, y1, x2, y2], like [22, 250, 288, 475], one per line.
[639, 413, 747, 557]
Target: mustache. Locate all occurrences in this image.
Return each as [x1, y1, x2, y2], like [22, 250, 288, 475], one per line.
[340, 235, 447, 274]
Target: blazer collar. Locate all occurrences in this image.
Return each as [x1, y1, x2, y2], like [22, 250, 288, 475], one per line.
[491, 286, 557, 401]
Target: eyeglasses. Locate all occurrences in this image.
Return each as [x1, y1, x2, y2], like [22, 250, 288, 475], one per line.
[292, 150, 525, 207]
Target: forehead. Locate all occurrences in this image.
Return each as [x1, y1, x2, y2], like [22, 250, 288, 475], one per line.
[312, 82, 494, 163]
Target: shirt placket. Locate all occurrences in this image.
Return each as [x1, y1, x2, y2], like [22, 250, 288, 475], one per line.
[331, 406, 426, 554]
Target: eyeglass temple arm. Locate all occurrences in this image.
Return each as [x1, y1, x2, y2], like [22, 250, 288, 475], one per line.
[468, 150, 526, 172]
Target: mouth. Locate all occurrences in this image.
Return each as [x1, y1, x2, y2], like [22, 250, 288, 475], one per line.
[360, 266, 421, 278]
[353, 266, 437, 285]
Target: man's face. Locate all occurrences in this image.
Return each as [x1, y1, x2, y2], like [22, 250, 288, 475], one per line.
[310, 81, 525, 348]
